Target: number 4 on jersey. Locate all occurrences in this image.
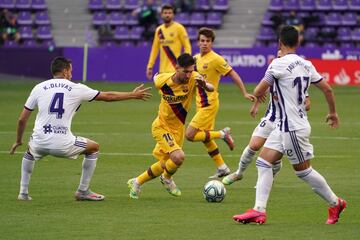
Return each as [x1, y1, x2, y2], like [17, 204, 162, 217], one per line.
[49, 93, 65, 119]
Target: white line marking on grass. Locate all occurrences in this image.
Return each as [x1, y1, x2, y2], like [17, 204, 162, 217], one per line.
[0, 150, 350, 159]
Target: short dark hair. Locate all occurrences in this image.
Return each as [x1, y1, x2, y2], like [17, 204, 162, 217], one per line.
[51, 57, 72, 75]
[161, 4, 174, 13]
[177, 53, 195, 68]
[279, 25, 299, 48]
[197, 27, 215, 42]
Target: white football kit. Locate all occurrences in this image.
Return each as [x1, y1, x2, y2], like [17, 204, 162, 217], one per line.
[24, 78, 100, 160]
[262, 54, 323, 164]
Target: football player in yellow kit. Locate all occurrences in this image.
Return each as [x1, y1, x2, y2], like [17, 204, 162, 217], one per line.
[146, 4, 192, 80]
[128, 53, 214, 199]
[185, 28, 256, 178]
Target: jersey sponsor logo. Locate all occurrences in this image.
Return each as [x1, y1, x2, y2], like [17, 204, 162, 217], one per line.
[160, 84, 188, 124]
[162, 94, 188, 103]
[42, 124, 68, 134]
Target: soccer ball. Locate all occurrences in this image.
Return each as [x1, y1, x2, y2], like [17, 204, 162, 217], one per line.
[203, 180, 226, 203]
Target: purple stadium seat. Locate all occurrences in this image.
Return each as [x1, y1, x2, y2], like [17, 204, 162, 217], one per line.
[284, 0, 300, 11]
[268, 0, 283, 11]
[303, 42, 318, 48]
[187, 27, 197, 41]
[323, 42, 337, 48]
[22, 39, 38, 47]
[137, 40, 150, 47]
[17, 11, 33, 25]
[342, 12, 357, 26]
[310, 12, 326, 26]
[337, 27, 352, 41]
[304, 27, 318, 41]
[349, 0, 360, 10]
[261, 12, 273, 26]
[325, 12, 341, 26]
[88, 0, 104, 11]
[119, 40, 135, 47]
[175, 12, 190, 25]
[194, 0, 210, 11]
[352, 28, 360, 41]
[300, 0, 316, 10]
[253, 41, 267, 48]
[206, 12, 222, 27]
[109, 12, 125, 26]
[123, 0, 139, 10]
[31, 0, 46, 10]
[161, 0, 174, 5]
[35, 11, 50, 25]
[37, 25, 52, 39]
[339, 42, 354, 48]
[106, 0, 122, 10]
[41, 39, 55, 47]
[125, 13, 138, 26]
[212, 0, 229, 11]
[316, 0, 332, 11]
[19, 26, 33, 39]
[320, 27, 336, 41]
[114, 26, 130, 40]
[15, 0, 31, 10]
[333, 0, 348, 10]
[1, 0, 15, 9]
[4, 40, 19, 47]
[130, 26, 144, 40]
[92, 12, 107, 26]
[190, 12, 205, 26]
[257, 27, 276, 41]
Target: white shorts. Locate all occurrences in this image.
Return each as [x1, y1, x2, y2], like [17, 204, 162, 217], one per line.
[28, 136, 88, 160]
[252, 118, 277, 139]
[264, 127, 314, 165]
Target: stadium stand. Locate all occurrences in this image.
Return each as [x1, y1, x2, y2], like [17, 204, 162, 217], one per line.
[257, 0, 360, 47]
[88, 0, 229, 46]
[0, 0, 53, 47]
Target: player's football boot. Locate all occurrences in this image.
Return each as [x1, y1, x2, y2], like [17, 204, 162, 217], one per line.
[18, 193, 32, 201]
[160, 175, 181, 197]
[326, 198, 347, 224]
[75, 189, 105, 201]
[221, 127, 235, 151]
[233, 209, 266, 224]
[209, 166, 230, 179]
[127, 178, 141, 199]
[222, 172, 243, 185]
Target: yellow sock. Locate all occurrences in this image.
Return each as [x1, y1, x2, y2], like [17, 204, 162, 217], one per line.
[192, 130, 222, 142]
[163, 160, 179, 179]
[137, 161, 163, 185]
[204, 140, 225, 167]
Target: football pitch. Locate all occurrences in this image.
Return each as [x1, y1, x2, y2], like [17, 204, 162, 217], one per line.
[0, 80, 359, 240]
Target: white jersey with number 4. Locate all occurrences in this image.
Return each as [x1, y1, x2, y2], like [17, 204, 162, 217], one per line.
[24, 78, 99, 148]
[263, 54, 322, 132]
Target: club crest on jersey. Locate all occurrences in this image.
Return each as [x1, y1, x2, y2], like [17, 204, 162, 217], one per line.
[203, 63, 208, 69]
[170, 32, 174, 37]
[182, 85, 189, 93]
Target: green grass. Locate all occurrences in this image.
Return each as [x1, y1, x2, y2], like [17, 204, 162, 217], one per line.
[0, 80, 359, 240]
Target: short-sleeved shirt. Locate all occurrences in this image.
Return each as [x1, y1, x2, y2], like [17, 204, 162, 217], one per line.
[25, 78, 99, 148]
[194, 51, 232, 108]
[263, 54, 322, 132]
[153, 71, 199, 130]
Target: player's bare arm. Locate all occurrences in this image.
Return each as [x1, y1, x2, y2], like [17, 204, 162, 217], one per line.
[195, 74, 214, 92]
[314, 80, 339, 128]
[228, 70, 256, 102]
[250, 100, 261, 118]
[253, 79, 270, 103]
[95, 84, 152, 102]
[10, 108, 32, 154]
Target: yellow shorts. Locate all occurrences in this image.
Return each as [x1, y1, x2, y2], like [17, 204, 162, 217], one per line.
[152, 123, 184, 162]
[189, 100, 219, 130]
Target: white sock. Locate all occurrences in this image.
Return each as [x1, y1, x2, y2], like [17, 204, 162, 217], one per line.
[295, 167, 338, 206]
[272, 160, 282, 178]
[78, 152, 98, 191]
[236, 146, 256, 175]
[19, 152, 35, 194]
[254, 157, 273, 213]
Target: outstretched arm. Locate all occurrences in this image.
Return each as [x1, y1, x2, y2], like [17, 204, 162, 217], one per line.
[10, 108, 32, 154]
[314, 80, 339, 128]
[228, 70, 256, 102]
[95, 84, 152, 102]
[195, 75, 214, 92]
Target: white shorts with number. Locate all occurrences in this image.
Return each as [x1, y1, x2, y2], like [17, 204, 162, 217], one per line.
[252, 117, 277, 139]
[264, 127, 314, 165]
[28, 136, 88, 160]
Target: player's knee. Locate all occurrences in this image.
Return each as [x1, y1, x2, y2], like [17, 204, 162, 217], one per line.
[249, 143, 261, 152]
[171, 151, 185, 166]
[185, 128, 195, 141]
[87, 141, 100, 154]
